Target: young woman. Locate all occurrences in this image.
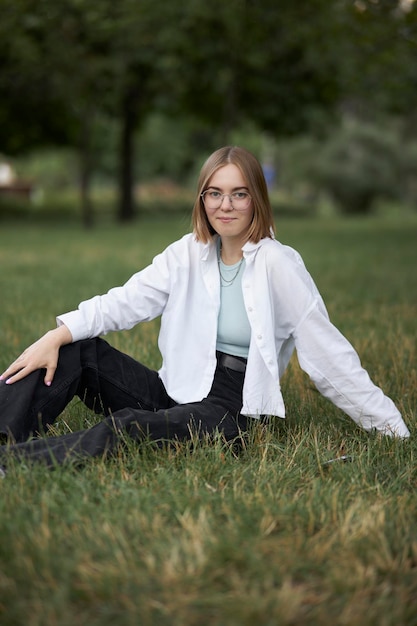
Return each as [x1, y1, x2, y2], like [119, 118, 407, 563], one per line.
[0, 146, 409, 472]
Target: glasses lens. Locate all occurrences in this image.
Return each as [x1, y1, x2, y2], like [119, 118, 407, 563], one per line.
[231, 192, 251, 209]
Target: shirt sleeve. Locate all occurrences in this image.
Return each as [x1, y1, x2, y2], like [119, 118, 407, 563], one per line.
[57, 247, 173, 342]
[293, 303, 410, 438]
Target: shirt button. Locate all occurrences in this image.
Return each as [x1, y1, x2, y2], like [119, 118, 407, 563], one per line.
[248, 307, 253, 312]
[257, 334, 262, 340]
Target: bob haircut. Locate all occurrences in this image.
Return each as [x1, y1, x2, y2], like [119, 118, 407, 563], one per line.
[192, 146, 275, 244]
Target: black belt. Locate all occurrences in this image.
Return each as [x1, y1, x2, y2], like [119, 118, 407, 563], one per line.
[217, 351, 247, 373]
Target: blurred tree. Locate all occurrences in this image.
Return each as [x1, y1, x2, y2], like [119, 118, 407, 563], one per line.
[168, 0, 342, 141]
[102, 0, 169, 221]
[0, 0, 117, 226]
[316, 0, 417, 213]
[0, 1, 75, 153]
[242, 0, 343, 135]
[0, 0, 164, 224]
[308, 118, 407, 214]
[337, 0, 417, 120]
[277, 116, 417, 214]
[1, 0, 416, 224]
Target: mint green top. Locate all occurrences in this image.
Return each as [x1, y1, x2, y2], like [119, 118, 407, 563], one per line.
[216, 253, 251, 358]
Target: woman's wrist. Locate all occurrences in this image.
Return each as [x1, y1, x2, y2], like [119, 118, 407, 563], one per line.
[47, 325, 73, 347]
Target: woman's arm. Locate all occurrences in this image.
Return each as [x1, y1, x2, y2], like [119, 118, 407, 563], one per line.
[0, 324, 73, 386]
[293, 305, 410, 438]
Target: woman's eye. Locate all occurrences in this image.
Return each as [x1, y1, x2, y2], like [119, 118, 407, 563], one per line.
[209, 191, 221, 198]
[233, 192, 248, 199]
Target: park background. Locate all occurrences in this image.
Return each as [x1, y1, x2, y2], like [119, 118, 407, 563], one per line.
[1, 0, 417, 224]
[0, 1, 417, 625]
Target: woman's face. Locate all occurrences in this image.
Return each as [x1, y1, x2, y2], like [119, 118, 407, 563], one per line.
[203, 164, 254, 246]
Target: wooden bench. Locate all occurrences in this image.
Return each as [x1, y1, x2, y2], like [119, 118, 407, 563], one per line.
[0, 181, 34, 200]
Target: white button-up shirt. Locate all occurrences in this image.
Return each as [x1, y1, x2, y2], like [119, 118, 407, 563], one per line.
[57, 233, 410, 438]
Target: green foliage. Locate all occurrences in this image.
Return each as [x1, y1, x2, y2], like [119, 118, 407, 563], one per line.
[4, 0, 407, 156]
[136, 113, 204, 184]
[166, 0, 341, 138]
[0, 216, 416, 624]
[278, 117, 417, 214]
[135, 115, 272, 186]
[338, 0, 417, 118]
[13, 148, 79, 190]
[1, 0, 417, 224]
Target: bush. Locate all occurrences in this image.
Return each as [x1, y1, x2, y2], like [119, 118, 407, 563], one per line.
[278, 117, 417, 215]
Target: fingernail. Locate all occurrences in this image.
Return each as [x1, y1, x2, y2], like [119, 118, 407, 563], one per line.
[45, 381, 51, 387]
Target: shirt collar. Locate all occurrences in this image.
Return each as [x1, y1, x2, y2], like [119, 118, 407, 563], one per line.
[199, 237, 215, 262]
[243, 235, 274, 254]
[199, 234, 273, 261]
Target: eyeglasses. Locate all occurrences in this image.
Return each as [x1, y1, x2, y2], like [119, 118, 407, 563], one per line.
[201, 189, 252, 211]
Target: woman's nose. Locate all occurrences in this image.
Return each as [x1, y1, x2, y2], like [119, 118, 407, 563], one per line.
[220, 194, 233, 210]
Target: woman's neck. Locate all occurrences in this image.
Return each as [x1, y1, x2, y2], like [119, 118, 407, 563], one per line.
[219, 238, 244, 265]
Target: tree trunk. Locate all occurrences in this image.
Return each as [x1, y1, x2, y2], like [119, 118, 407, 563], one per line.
[79, 116, 94, 229]
[118, 87, 139, 222]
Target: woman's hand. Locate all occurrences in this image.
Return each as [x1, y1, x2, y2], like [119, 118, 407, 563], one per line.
[0, 325, 73, 386]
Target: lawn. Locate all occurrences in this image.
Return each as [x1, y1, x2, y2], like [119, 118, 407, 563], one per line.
[0, 213, 416, 626]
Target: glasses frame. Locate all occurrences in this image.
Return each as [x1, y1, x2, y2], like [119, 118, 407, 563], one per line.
[200, 189, 252, 211]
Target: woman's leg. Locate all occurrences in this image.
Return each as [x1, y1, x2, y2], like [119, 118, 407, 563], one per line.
[0, 356, 249, 467]
[0, 338, 173, 442]
[105, 355, 249, 447]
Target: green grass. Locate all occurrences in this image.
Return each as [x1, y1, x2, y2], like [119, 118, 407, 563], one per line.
[0, 213, 416, 626]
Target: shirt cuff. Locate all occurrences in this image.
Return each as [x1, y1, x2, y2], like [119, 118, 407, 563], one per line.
[56, 311, 88, 343]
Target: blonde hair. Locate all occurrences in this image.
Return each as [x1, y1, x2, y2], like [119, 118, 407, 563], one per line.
[192, 146, 275, 243]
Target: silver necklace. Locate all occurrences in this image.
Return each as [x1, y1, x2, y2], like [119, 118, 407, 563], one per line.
[218, 245, 244, 287]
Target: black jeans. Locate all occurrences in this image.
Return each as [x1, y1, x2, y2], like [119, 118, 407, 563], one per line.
[0, 338, 248, 467]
